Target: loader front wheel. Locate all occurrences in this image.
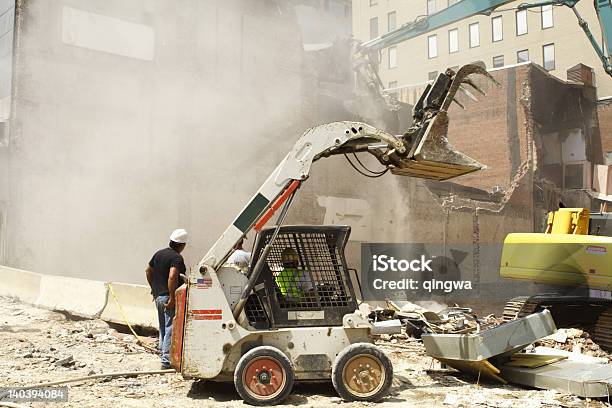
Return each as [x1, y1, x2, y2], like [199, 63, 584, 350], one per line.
[234, 346, 294, 406]
[332, 343, 393, 402]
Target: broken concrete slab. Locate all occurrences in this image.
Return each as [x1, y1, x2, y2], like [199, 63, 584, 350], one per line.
[532, 346, 609, 364]
[500, 360, 612, 398]
[422, 310, 556, 361]
[55, 355, 74, 367]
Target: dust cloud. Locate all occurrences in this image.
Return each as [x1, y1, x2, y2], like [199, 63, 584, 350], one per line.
[3, 0, 407, 284]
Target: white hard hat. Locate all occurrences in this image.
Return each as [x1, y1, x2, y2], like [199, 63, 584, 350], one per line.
[169, 228, 189, 244]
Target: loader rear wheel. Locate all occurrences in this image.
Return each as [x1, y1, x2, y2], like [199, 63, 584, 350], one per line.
[332, 343, 393, 402]
[234, 346, 294, 406]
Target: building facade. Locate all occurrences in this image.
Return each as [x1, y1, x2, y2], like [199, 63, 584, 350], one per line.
[352, 0, 612, 100]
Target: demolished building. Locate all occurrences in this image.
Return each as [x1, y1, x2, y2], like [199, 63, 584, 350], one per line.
[290, 62, 610, 311]
[0, 1, 608, 313]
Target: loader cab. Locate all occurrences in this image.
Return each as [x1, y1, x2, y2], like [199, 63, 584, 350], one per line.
[244, 225, 359, 330]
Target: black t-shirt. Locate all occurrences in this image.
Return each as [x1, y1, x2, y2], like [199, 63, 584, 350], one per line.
[148, 247, 186, 297]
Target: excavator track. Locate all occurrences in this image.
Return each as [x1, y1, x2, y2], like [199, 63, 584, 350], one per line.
[593, 307, 612, 352]
[502, 295, 612, 351]
[501, 296, 536, 322]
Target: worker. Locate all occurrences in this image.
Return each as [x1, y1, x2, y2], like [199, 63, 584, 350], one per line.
[227, 237, 251, 270]
[275, 247, 313, 301]
[145, 228, 188, 369]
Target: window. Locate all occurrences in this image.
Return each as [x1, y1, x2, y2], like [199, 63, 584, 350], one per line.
[469, 23, 480, 48]
[427, 0, 436, 15]
[542, 5, 553, 29]
[493, 55, 504, 68]
[517, 49, 529, 63]
[516, 10, 528, 35]
[370, 17, 378, 39]
[388, 46, 397, 68]
[448, 28, 459, 53]
[428, 35, 438, 58]
[370, 0, 377, 6]
[492, 16, 503, 42]
[543, 43, 555, 70]
[428, 71, 439, 81]
[388, 11, 397, 32]
[448, 0, 460, 6]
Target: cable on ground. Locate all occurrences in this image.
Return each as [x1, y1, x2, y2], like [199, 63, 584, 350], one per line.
[107, 283, 158, 353]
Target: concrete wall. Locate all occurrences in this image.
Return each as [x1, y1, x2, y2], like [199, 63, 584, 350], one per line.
[597, 99, 612, 165]
[0, 264, 157, 327]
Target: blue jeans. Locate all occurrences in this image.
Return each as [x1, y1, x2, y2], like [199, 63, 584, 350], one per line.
[155, 295, 175, 365]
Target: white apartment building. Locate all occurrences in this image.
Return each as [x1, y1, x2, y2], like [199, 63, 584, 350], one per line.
[352, 0, 612, 100]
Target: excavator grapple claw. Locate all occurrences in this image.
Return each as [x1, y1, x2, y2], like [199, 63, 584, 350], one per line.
[390, 63, 500, 181]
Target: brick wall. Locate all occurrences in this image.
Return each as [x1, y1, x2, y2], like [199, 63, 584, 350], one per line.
[597, 100, 612, 164]
[445, 66, 530, 192]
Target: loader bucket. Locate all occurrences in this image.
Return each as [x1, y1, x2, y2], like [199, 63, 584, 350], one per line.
[391, 64, 499, 181]
[390, 111, 484, 180]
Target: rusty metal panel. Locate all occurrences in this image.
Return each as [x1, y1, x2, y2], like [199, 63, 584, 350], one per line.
[170, 286, 188, 371]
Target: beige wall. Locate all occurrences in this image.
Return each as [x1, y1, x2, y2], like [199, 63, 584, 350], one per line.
[353, 0, 612, 97]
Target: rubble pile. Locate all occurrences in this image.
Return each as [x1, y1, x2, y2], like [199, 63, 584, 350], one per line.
[381, 301, 506, 336]
[533, 328, 612, 361]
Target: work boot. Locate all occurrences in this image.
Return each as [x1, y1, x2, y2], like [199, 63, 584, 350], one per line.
[161, 362, 172, 370]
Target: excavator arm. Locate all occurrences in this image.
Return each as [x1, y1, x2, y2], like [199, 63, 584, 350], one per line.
[361, 0, 612, 78]
[362, 0, 518, 51]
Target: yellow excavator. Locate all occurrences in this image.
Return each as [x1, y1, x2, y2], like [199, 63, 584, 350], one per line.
[501, 208, 612, 348]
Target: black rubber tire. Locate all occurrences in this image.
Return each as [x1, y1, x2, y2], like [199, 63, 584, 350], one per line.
[234, 346, 294, 406]
[331, 342, 393, 402]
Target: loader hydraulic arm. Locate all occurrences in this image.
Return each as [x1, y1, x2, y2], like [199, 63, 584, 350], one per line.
[193, 66, 496, 280]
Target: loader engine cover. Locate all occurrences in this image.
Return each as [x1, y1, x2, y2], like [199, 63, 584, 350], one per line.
[217, 266, 249, 309]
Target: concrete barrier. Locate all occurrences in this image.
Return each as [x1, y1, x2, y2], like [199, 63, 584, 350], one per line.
[101, 282, 158, 329]
[0, 265, 41, 304]
[35, 274, 108, 318]
[0, 265, 157, 329]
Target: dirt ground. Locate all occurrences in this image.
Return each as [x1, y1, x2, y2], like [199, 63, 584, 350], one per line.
[0, 296, 610, 408]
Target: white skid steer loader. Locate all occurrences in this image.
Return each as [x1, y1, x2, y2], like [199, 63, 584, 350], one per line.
[169, 64, 498, 405]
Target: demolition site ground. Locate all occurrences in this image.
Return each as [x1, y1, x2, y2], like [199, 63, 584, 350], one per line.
[0, 296, 610, 408]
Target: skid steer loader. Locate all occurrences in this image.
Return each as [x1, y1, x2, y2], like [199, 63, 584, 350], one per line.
[169, 64, 499, 405]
